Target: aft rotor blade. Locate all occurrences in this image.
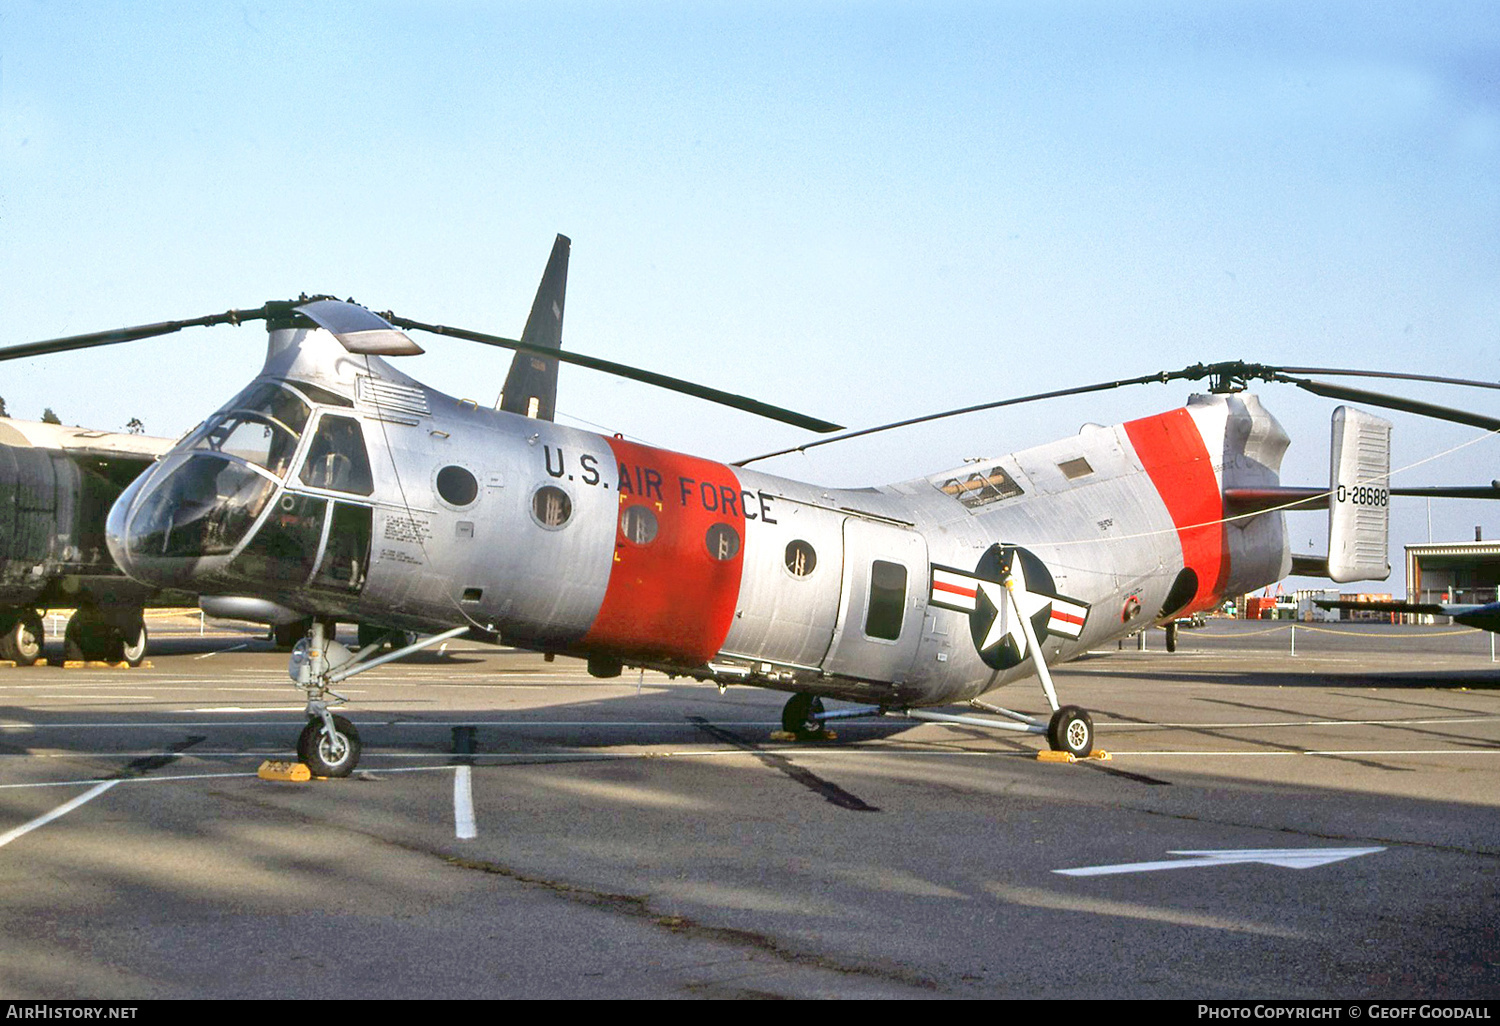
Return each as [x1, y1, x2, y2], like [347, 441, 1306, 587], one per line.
[1277, 367, 1500, 391]
[0, 308, 264, 362]
[734, 370, 1183, 465]
[1391, 485, 1500, 499]
[1278, 375, 1500, 433]
[386, 314, 843, 434]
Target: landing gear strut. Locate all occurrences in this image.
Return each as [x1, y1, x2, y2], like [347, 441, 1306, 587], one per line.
[789, 568, 1099, 758]
[63, 606, 148, 666]
[288, 620, 469, 777]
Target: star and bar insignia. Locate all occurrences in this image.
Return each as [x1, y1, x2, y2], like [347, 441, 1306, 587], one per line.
[930, 547, 1089, 669]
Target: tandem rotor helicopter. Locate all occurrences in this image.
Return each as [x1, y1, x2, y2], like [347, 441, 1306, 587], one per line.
[9, 234, 1492, 778]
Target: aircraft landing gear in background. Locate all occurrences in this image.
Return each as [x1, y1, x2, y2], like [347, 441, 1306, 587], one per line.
[64, 606, 148, 666]
[357, 623, 415, 651]
[0, 609, 44, 665]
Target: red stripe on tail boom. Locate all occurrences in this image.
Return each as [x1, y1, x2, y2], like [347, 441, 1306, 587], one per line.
[1123, 408, 1229, 613]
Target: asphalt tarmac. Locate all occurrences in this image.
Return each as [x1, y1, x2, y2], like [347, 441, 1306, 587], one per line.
[1, 614, 1497, 999]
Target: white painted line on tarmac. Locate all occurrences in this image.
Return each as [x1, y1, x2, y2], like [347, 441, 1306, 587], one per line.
[182, 707, 308, 713]
[0, 780, 119, 848]
[454, 766, 476, 840]
[0, 766, 465, 790]
[194, 644, 249, 660]
[1109, 715, 1499, 731]
[1104, 748, 1500, 757]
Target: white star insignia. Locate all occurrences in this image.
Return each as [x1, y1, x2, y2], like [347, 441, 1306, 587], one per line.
[977, 559, 1052, 656]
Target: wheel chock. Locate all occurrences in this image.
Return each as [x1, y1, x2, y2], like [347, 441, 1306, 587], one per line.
[58, 660, 153, 669]
[258, 760, 312, 782]
[768, 729, 838, 742]
[1036, 749, 1113, 764]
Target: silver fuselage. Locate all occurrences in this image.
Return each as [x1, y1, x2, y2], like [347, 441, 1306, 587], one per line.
[107, 329, 1291, 707]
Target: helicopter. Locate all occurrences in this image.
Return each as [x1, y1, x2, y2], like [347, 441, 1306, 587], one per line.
[5, 238, 1436, 778]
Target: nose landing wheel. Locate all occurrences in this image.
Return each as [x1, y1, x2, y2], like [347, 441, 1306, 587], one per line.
[297, 714, 361, 778]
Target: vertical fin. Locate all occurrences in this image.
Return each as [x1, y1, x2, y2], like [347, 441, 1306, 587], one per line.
[497, 234, 570, 419]
[1327, 406, 1392, 583]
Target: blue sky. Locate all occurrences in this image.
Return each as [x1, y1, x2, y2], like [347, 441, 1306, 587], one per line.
[2, 1, 1497, 588]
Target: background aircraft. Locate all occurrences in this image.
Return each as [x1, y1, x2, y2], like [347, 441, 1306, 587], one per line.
[0, 417, 176, 664]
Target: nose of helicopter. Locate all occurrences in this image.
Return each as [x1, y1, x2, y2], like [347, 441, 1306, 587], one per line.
[107, 453, 278, 588]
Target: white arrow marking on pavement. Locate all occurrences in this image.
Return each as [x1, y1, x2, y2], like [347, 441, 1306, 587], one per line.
[1054, 847, 1385, 877]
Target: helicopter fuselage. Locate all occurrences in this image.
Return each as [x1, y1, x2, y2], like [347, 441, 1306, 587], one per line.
[106, 328, 1292, 709]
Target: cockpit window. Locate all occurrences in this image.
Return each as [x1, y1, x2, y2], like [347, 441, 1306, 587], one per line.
[125, 454, 277, 558]
[190, 382, 309, 478]
[299, 414, 374, 495]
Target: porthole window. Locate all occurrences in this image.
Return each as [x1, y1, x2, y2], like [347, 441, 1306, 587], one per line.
[532, 485, 572, 528]
[706, 523, 741, 561]
[620, 505, 658, 544]
[436, 465, 479, 507]
[785, 540, 817, 577]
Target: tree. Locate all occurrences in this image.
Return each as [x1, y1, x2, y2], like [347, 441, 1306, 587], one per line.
[0, 396, 8, 417]
[125, 418, 144, 434]
[41, 408, 61, 424]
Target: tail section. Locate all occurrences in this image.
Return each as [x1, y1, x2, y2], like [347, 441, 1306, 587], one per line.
[1224, 404, 1391, 583]
[497, 234, 571, 420]
[1327, 406, 1391, 583]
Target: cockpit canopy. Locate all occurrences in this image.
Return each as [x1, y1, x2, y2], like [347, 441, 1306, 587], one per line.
[186, 380, 309, 477]
[107, 378, 376, 595]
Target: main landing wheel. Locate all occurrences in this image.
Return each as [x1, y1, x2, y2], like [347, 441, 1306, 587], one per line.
[0, 612, 43, 666]
[781, 693, 826, 736]
[112, 618, 148, 667]
[64, 608, 114, 662]
[1047, 705, 1094, 758]
[297, 715, 362, 778]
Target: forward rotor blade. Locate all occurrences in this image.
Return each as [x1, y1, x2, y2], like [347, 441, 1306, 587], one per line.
[1278, 375, 1500, 433]
[0, 308, 264, 362]
[386, 314, 843, 434]
[734, 370, 1183, 465]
